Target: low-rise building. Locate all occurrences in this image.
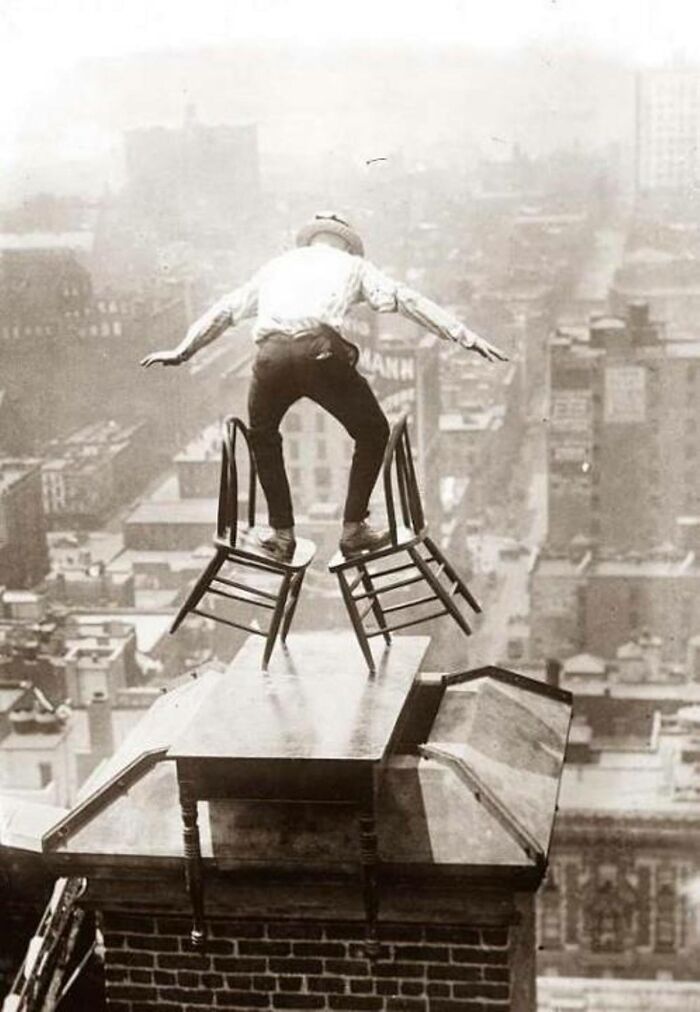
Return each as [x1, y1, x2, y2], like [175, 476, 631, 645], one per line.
[41, 419, 153, 528]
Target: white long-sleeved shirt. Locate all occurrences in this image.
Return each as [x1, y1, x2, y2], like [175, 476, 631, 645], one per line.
[178, 243, 472, 359]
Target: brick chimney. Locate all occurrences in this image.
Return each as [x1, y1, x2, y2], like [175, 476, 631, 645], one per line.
[35, 634, 572, 1012]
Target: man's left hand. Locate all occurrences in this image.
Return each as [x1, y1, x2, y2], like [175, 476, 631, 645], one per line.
[457, 331, 509, 362]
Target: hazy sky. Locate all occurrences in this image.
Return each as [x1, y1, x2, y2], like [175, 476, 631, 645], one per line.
[1, 0, 699, 191]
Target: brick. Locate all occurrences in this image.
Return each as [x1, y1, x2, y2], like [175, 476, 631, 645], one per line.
[225, 974, 253, 990]
[108, 984, 158, 1002]
[105, 914, 155, 935]
[103, 932, 127, 949]
[105, 1003, 130, 1012]
[270, 923, 323, 940]
[214, 957, 267, 973]
[197, 938, 235, 956]
[113, 951, 155, 969]
[323, 923, 366, 940]
[128, 933, 178, 952]
[380, 924, 424, 942]
[386, 1000, 428, 1012]
[481, 929, 508, 947]
[325, 959, 370, 977]
[430, 1002, 483, 1012]
[272, 996, 326, 1010]
[159, 987, 214, 1005]
[393, 945, 449, 963]
[451, 946, 508, 966]
[427, 965, 480, 983]
[377, 980, 400, 996]
[155, 916, 193, 935]
[253, 976, 279, 992]
[484, 967, 509, 982]
[425, 926, 480, 945]
[278, 976, 303, 992]
[329, 997, 383, 1011]
[202, 973, 225, 989]
[426, 983, 450, 998]
[454, 982, 509, 1000]
[268, 958, 323, 975]
[240, 941, 292, 957]
[374, 961, 425, 979]
[131, 970, 153, 984]
[158, 953, 210, 971]
[215, 993, 270, 1008]
[178, 971, 199, 987]
[293, 942, 346, 958]
[350, 979, 375, 994]
[133, 1005, 181, 1012]
[212, 1006, 273, 1012]
[348, 942, 391, 961]
[400, 981, 425, 996]
[307, 975, 346, 994]
[212, 920, 265, 939]
[154, 970, 177, 985]
[105, 967, 128, 983]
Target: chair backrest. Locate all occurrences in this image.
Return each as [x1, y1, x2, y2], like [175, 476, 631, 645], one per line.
[216, 416, 257, 547]
[382, 412, 426, 543]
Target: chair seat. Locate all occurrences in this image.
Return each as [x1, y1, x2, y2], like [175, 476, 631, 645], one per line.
[214, 527, 317, 570]
[327, 525, 422, 572]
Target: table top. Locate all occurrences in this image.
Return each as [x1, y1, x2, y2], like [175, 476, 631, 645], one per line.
[168, 632, 429, 764]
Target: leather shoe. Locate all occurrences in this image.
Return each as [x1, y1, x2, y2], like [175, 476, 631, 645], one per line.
[256, 528, 296, 560]
[339, 521, 392, 557]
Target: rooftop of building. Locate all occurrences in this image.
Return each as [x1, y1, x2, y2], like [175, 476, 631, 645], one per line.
[6, 637, 572, 881]
[124, 497, 219, 525]
[0, 458, 41, 496]
[68, 612, 172, 654]
[173, 423, 221, 463]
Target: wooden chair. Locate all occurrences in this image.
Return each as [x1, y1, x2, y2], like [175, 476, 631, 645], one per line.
[328, 412, 481, 673]
[170, 416, 316, 670]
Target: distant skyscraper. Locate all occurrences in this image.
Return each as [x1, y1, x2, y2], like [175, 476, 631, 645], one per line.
[636, 68, 700, 195]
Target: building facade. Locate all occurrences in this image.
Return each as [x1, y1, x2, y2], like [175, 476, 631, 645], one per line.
[0, 459, 49, 589]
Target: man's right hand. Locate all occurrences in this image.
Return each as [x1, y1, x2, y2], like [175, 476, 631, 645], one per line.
[140, 350, 184, 368]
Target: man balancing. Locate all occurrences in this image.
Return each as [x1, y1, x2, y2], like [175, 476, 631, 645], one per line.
[141, 211, 507, 559]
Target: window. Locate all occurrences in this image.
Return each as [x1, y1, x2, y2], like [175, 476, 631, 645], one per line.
[315, 466, 331, 487]
[315, 413, 326, 433]
[317, 440, 327, 460]
[286, 413, 301, 432]
[288, 440, 299, 461]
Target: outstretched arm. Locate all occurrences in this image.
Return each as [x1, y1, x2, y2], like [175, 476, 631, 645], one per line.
[359, 262, 508, 362]
[140, 278, 259, 367]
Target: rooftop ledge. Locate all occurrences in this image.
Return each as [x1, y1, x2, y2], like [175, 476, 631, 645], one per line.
[2, 633, 572, 900]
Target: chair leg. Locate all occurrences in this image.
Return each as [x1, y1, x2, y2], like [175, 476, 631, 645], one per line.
[280, 569, 305, 644]
[336, 567, 376, 674]
[170, 550, 226, 634]
[262, 572, 292, 671]
[359, 564, 391, 646]
[424, 536, 481, 614]
[408, 545, 473, 637]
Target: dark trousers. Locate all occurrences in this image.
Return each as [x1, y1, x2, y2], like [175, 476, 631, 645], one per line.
[248, 329, 390, 529]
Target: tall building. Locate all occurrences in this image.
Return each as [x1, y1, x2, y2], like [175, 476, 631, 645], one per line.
[636, 68, 700, 196]
[545, 303, 700, 554]
[0, 459, 49, 590]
